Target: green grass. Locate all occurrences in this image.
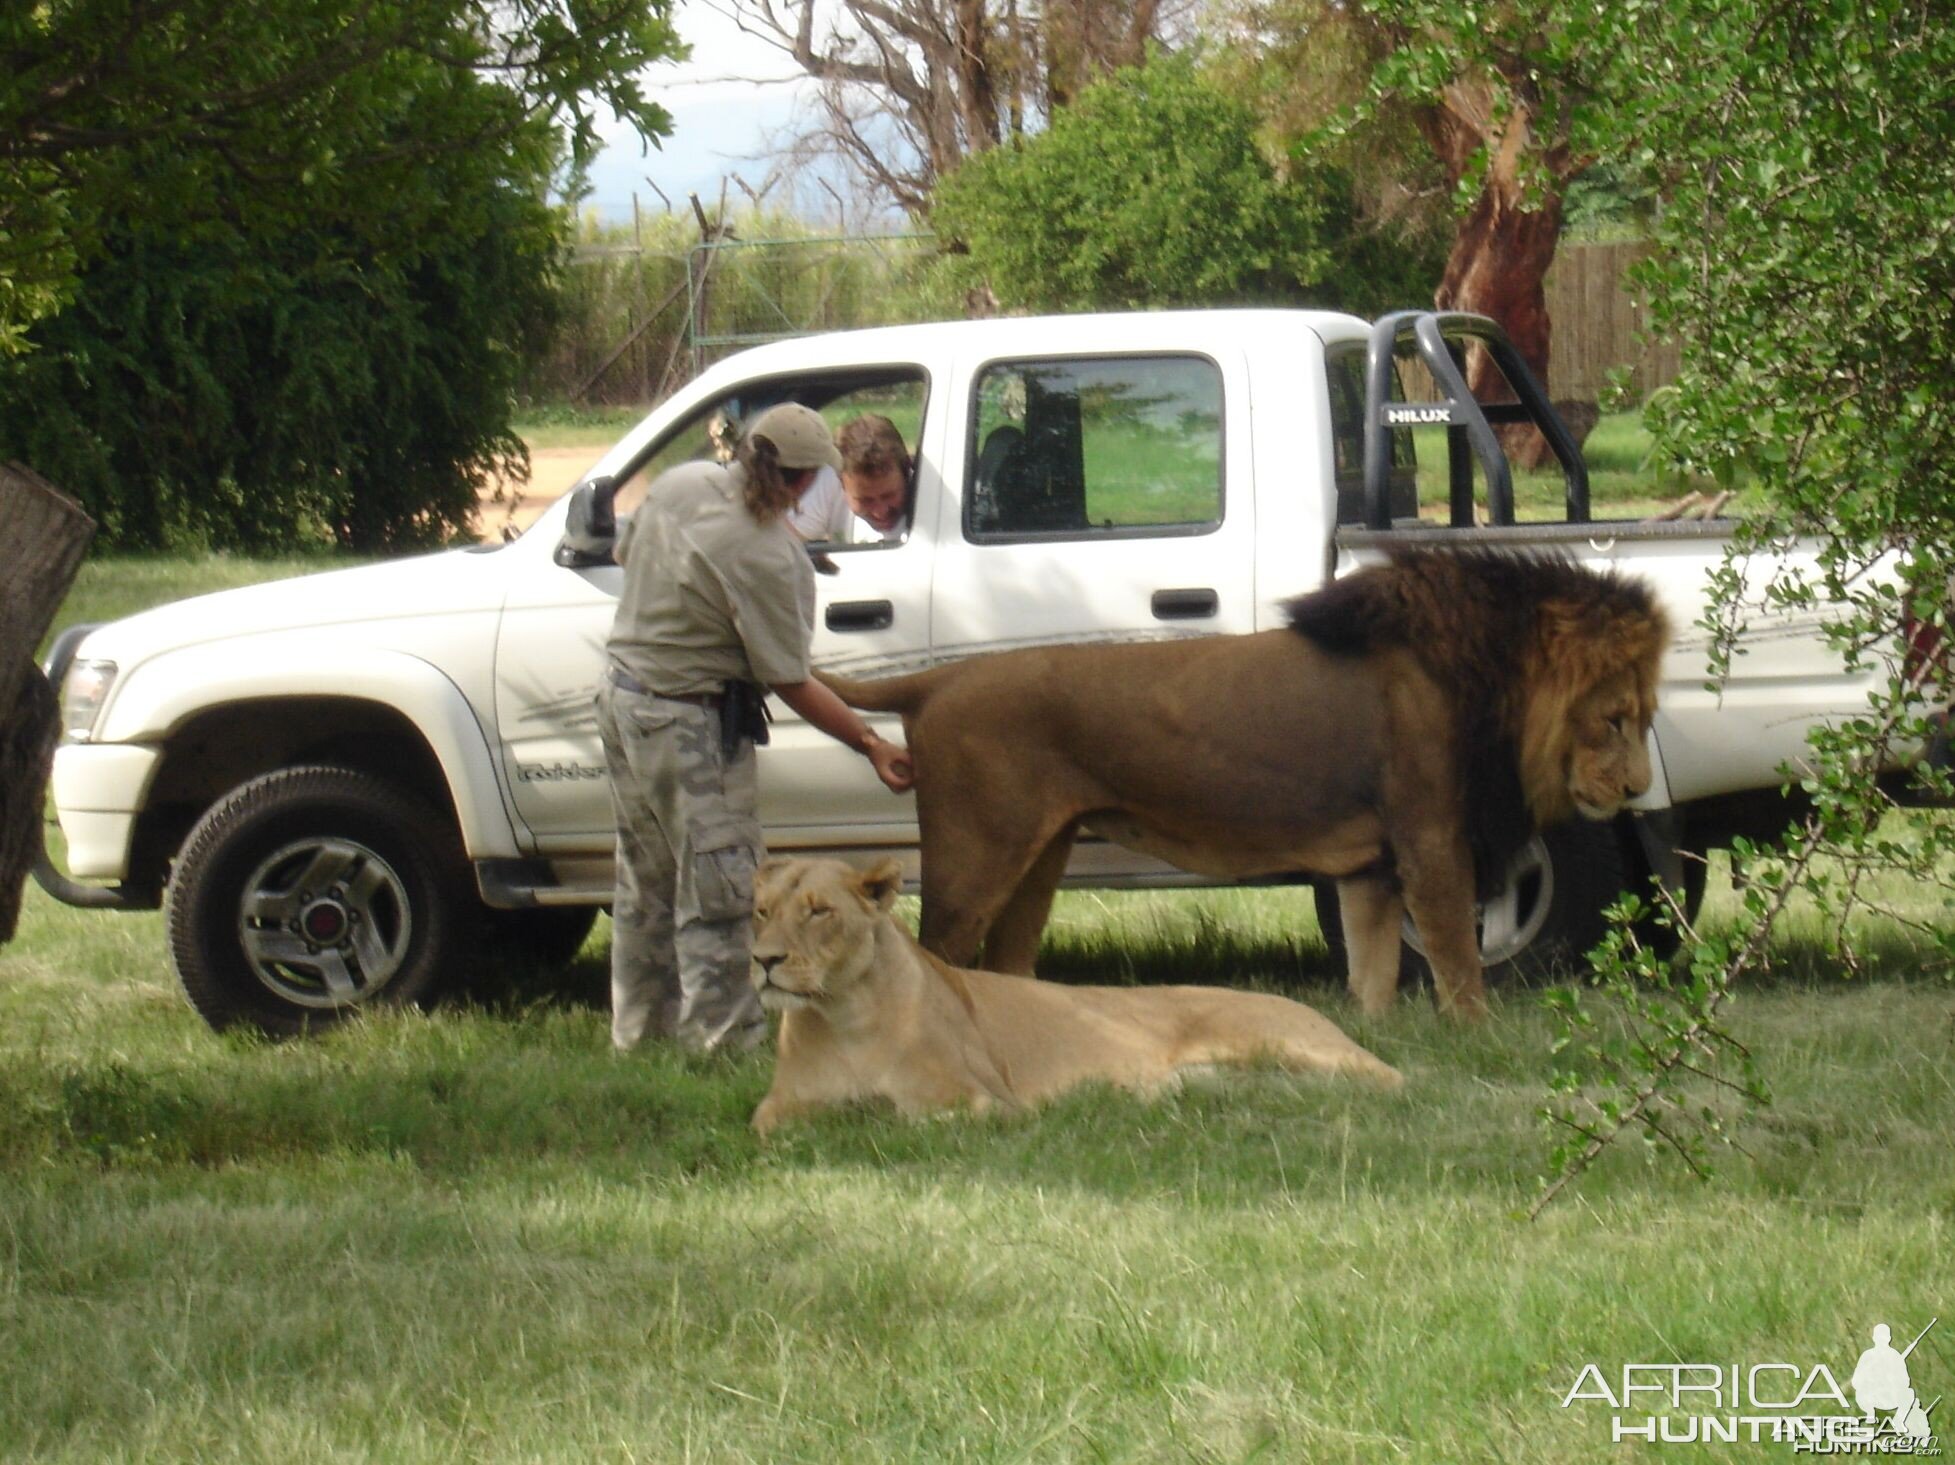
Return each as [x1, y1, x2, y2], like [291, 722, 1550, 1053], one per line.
[512, 403, 648, 451]
[1412, 410, 1763, 524]
[3, 869, 1952, 1462]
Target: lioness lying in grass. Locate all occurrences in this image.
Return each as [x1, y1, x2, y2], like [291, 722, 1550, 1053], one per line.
[748, 856, 1402, 1135]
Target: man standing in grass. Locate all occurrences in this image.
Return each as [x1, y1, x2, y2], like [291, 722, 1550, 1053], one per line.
[596, 403, 913, 1053]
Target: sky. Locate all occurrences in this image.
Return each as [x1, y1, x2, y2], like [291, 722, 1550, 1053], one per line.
[574, 3, 827, 230]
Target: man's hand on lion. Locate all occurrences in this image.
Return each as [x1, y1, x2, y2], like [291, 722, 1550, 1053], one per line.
[770, 676, 914, 794]
[865, 736, 914, 793]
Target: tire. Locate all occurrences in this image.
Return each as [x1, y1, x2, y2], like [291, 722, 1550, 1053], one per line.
[1618, 830, 1709, 957]
[1311, 819, 1627, 991]
[166, 766, 475, 1036]
[482, 905, 600, 970]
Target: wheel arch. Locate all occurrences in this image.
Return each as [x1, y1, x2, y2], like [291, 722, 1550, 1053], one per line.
[106, 644, 521, 892]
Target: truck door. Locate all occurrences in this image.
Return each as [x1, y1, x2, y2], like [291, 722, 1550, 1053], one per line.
[928, 348, 1258, 655]
[492, 369, 933, 849]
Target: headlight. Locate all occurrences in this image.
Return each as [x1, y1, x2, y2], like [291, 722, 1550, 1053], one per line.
[61, 659, 118, 742]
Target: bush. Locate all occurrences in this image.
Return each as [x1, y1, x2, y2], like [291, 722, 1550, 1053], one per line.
[0, 77, 563, 553]
[931, 51, 1439, 315]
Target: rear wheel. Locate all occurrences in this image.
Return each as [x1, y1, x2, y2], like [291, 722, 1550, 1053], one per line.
[166, 766, 474, 1036]
[1312, 819, 1628, 991]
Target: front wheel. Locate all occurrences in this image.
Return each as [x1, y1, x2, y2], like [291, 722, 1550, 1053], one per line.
[166, 766, 475, 1036]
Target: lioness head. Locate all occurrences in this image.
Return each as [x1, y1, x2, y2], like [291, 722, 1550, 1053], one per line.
[750, 856, 905, 1013]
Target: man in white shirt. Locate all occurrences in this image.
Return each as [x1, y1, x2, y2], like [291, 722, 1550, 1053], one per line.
[785, 413, 911, 545]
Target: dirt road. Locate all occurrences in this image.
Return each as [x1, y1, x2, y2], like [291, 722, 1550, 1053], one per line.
[478, 445, 603, 543]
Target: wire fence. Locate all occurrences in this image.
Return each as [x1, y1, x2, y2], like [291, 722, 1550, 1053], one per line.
[521, 229, 1677, 411]
[520, 227, 943, 408]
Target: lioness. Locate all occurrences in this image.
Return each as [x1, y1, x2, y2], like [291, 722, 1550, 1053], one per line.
[748, 856, 1401, 1134]
[820, 548, 1670, 1021]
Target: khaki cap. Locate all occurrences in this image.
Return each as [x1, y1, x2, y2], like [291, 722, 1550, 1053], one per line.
[747, 403, 843, 472]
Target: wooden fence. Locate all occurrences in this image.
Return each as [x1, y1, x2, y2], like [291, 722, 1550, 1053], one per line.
[1542, 240, 1681, 404]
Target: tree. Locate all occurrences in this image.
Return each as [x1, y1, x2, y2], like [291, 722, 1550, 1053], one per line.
[0, 1, 692, 551]
[1204, 0, 1453, 278]
[0, 0, 684, 351]
[1536, 0, 1955, 1209]
[0, 127, 564, 553]
[929, 55, 1334, 313]
[0, 465, 94, 947]
[723, 0, 1194, 215]
[1211, 2, 1621, 462]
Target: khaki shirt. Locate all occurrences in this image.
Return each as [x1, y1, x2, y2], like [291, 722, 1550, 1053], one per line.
[607, 459, 816, 694]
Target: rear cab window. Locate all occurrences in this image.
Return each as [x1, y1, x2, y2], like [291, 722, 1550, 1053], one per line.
[965, 356, 1223, 541]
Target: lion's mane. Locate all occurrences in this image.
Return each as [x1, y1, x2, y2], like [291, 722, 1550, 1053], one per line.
[1285, 547, 1668, 897]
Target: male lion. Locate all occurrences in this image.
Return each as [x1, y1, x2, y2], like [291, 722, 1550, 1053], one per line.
[820, 547, 1669, 1020]
[749, 856, 1401, 1135]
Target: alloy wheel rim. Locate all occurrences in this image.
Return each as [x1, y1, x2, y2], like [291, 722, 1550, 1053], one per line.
[237, 836, 413, 1008]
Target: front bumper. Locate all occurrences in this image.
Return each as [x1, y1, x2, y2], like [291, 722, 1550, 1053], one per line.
[49, 742, 161, 880]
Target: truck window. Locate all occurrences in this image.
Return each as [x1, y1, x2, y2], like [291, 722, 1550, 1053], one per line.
[1326, 346, 1418, 525]
[616, 371, 928, 541]
[966, 356, 1222, 540]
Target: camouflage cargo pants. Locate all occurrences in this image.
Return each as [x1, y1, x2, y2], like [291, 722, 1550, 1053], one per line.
[595, 680, 767, 1053]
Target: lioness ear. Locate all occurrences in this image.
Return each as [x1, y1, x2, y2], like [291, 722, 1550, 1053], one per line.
[856, 857, 905, 912]
[754, 852, 801, 884]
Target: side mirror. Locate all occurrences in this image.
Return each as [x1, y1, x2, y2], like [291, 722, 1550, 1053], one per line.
[554, 475, 619, 567]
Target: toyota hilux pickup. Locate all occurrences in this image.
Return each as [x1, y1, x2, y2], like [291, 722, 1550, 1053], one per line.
[38, 309, 1882, 1033]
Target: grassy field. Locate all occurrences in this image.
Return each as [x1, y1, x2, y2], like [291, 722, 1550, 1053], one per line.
[4, 868, 1952, 1462]
[1411, 410, 1751, 523]
[511, 404, 648, 452]
[11, 533, 1945, 1461]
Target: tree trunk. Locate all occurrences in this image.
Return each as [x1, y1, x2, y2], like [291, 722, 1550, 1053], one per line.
[1412, 70, 1582, 472]
[0, 463, 96, 944]
[1433, 187, 1566, 468]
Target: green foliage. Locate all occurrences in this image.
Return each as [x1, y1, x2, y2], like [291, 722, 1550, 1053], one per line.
[0, 0, 682, 352]
[1539, 0, 1955, 1206]
[1561, 160, 1660, 243]
[0, 1, 688, 550]
[931, 53, 1339, 312]
[1203, 1, 1453, 305]
[0, 127, 562, 551]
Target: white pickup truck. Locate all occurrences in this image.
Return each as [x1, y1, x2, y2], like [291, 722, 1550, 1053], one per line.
[39, 309, 1877, 1034]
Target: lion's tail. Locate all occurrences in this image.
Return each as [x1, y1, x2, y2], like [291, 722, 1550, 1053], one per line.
[816, 664, 955, 715]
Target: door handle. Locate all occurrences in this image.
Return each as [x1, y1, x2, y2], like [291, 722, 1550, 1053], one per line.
[1151, 588, 1218, 620]
[826, 599, 894, 633]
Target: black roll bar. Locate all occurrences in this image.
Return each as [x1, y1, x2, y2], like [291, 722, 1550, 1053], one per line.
[1362, 311, 1590, 530]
